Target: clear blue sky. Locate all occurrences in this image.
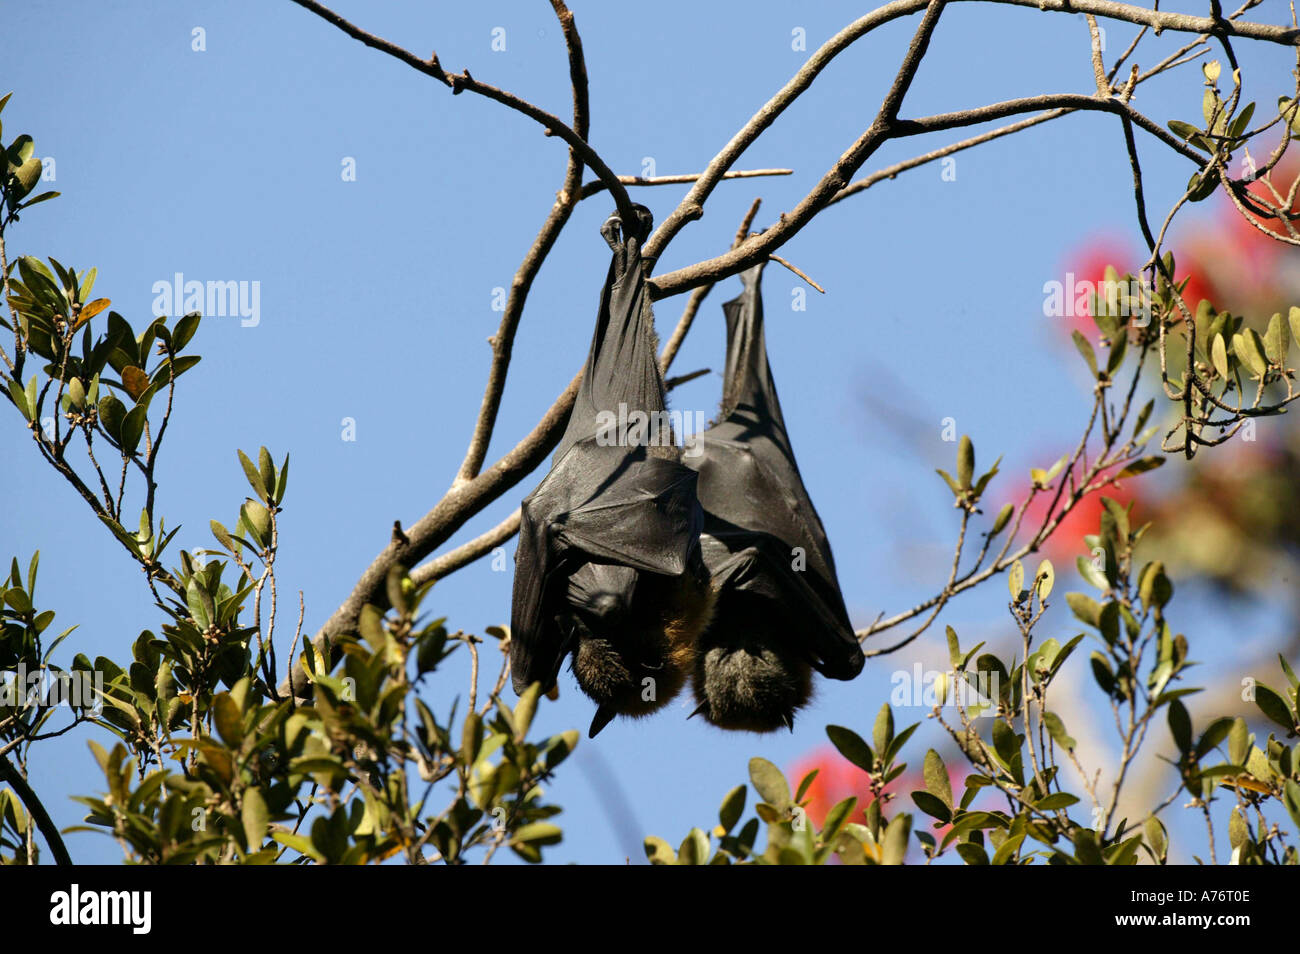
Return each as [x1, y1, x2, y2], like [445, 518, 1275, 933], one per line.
[4, 0, 1296, 863]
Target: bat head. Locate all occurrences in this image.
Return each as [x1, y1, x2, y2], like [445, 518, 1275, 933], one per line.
[689, 599, 814, 733]
[567, 555, 714, 737]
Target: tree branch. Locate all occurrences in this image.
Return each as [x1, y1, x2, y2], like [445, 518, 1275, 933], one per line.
[0, 754, 72, 866]
[286, 0, 636, 225]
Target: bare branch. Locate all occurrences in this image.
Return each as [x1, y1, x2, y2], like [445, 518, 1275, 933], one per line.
[454, 0, 591, 485]
[579, 169, 792, 201]
[286, 0, 636, 225]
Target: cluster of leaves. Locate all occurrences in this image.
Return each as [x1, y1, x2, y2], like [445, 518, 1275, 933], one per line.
[1205, 662, 1300, 865]
[1, 93, 57, 221]
[53, 548, 577, 864]
[645, 706, 918, 864]
[656, 496, 1299, 865]
[1166, 59, 1261, 203]
[1185, 298, 1299, 419]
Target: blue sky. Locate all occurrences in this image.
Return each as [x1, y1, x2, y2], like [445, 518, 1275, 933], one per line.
[4, 0, 1298, 863]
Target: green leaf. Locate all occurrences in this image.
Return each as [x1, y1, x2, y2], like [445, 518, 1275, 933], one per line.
[241, 788, 269, 850]
[212, 692, 243, 747]
[880, 814, 911, 866]
[1195, 717, 1234, 759]
[1008, 559, 1024, 601]
[748, 757, 791, 809]
[98, 394, 127, 442]
[1116, 456, 1165, 479]
[945, 626, 962, 668]
[512, 682, 541, 739]
[1264, 311, 1290, 364]
[1072, 829, 1105, 865]
[24, 375, 38, 423]
[1280, 97, 1300, 136]
[1035, 792, 1079, 810]
[1254, 684, 1296, 733]
[821, 797, 857, 842]
[120, 404, 148, 455]
[718, 785, 746, 834]
[991, 832, 1025, 865]
[511, 822, 562, 846]
[1211, 333, 1230, 380]
[1144, 817, 1167, 862]
[1228, 807, 1247, 850]
[1227, 717, 1250, 767]
[1233, 329, 1268, 378]
[1107, 330, 1127, 375]
[872, 703, 894, 756]
[1077, 554, 1109, 592]
[1043, 711, 1077, 751]
[1187, 167, 1218, 203]
[1168, 699, 1192, 755]
[273, 453, 290, 504]
[990, 502, 1013, 537]
[172, 312, 201, 350]
[1034, 559, 1055, 600]
[1066, 592, 1102, 627]
[911, 791, 951, 823]
[934, 468, 961, 496]
[992, 720, 1020, 770]
[11, 156, 42, 198]
[956, 435, 974, 490]
[643, 836, 676, 865]
[238, 449, 269, 502]
[956, 842, 989, 865]
[1090, 652, 1116, 696]
[678, 828, 710, 865]
[1071, 330, 1098, 378]
[271, 829, 324, 862]
[923, 749, 952, 811]
[1167, 119, 1206, 146]
[826, 725, 873, 772]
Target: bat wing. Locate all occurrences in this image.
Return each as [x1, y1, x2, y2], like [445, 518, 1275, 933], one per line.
[557, 206, 666, 460]
[694, 436, 863, 679]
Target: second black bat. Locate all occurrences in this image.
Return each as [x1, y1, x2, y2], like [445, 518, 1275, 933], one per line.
[685, 260, 864, 732]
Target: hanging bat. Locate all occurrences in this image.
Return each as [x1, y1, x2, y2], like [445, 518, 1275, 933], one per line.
[510, 206, 714, 738]
[685, 260, 864, 732]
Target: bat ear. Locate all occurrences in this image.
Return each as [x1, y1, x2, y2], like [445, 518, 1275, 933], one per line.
[589, 703, 618, 738]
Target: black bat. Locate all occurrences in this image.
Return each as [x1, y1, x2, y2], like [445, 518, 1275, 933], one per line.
[685, 260, 864, 732]
[510, 207, 714, 738]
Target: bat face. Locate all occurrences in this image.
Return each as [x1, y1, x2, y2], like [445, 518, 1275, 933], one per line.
[568, 553, 714, 736]
[689, 535, 817, 732]
[510, 207, 716, 738]
[691, 589, 813, 733]
[685, 262, 864, 733]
